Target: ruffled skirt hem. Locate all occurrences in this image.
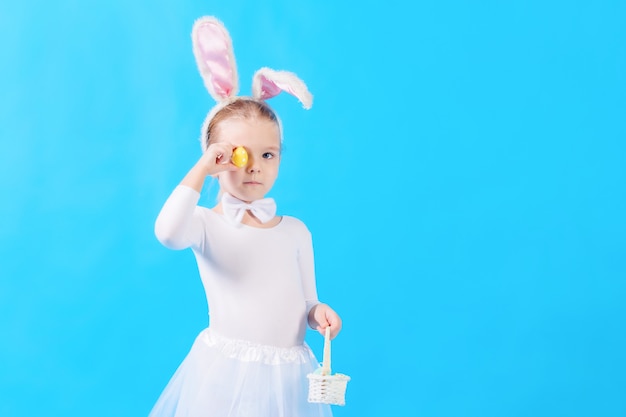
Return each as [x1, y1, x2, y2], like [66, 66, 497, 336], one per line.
[148, 328, 332, 417]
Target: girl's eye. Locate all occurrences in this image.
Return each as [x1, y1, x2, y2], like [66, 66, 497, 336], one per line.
[262, 152, 275, 159]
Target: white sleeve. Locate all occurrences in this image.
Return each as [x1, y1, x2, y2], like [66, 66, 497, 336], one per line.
[154, 185, 205, 250]
[298, 223, 320, 324]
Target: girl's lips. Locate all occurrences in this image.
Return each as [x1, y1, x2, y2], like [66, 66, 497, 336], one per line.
[244, 181, 262, 185]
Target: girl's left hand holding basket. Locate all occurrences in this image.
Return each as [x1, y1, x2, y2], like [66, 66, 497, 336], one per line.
[308, 303, 342, 340]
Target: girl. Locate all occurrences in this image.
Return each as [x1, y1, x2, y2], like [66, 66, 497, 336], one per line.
[148, 16, 342, 417]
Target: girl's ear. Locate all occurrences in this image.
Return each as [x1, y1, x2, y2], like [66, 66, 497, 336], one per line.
[192, 16, 239, 102]
[252, 67, 313, 109]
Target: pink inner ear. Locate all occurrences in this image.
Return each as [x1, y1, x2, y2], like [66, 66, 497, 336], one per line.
[257, 75, 294, 100]
[195, 23, 235, 99]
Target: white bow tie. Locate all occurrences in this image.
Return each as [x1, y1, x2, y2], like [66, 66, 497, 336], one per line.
[221, 193, 277, 224]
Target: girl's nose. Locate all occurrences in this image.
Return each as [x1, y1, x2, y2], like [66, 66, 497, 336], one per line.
[246, 154, 259, 173]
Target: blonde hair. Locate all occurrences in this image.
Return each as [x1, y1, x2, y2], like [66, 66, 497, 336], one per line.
[205, 99, 279, 149]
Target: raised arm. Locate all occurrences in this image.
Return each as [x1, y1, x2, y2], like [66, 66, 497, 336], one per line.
[154, 141, 237, 249]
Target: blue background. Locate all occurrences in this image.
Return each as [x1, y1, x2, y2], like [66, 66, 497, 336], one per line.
[1, 1, 625, 416]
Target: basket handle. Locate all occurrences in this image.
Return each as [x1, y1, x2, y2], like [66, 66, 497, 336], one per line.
[321, 326, 332, 376]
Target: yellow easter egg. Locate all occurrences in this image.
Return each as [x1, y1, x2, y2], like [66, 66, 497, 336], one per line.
[231, 146, 248, 167]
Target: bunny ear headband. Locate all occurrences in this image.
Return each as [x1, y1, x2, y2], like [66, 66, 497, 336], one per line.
[192, 16, 313, 151]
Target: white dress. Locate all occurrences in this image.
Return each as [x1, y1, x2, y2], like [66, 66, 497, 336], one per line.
[148, 185, 332, 417]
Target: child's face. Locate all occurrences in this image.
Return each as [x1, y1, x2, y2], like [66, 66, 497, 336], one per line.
[215, 117, 281, 202]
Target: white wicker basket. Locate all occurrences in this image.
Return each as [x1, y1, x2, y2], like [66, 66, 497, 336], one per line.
[307, 327, 350, 406]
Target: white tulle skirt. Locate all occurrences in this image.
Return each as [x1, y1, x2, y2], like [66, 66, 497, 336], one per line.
[148, 328, 333, 417]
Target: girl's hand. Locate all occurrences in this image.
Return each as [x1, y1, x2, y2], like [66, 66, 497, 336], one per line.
[180, 142, 240, 192]
[309, 303, 342, 340]
[201, 142, 240, 176]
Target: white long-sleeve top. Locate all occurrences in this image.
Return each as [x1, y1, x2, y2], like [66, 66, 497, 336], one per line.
[154, 185, 320, 348]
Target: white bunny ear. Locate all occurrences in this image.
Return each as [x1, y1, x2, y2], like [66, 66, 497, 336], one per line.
[192, 16, 239, 102]
[252, 68, 313, 109]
